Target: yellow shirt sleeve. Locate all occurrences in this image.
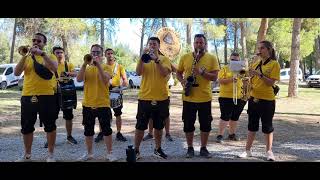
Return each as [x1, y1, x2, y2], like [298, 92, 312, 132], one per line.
[269, 61, 280, 81]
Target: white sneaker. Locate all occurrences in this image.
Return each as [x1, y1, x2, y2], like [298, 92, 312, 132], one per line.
[46, 155, 56, 162]
[238, 150, 253, 158]
[266, 151, 275, 161]
[106, 153, 117, 162]
[15, 154, 32, 162]
[77, 153, 94, 162]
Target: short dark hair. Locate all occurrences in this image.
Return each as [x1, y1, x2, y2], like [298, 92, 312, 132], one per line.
[91, 44, 103, 52]
[52, 46, 64, 53]
[194, 34, 207, 44]
[147, 37, 160, 44]
[231, 52, 240, 57]
[35, 32, 47, 44]
[105, 48, 114, 53]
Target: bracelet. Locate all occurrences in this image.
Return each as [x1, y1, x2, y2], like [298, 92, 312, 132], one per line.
[201, 70, 206, 76]
[40, 52, 46, 57]
[259, 74, 264, 78]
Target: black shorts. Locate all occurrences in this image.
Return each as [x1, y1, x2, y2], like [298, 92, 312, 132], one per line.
[21, 95, 57, 134]
[218, 97, 246, 121]
[82, 106, 112, 136]
[136, 99, 169, 131]
[182, 101, 213, 133]
[112, 105, 122, 117]
[54, 93, 74, 120]
[247, 97, 275, 134]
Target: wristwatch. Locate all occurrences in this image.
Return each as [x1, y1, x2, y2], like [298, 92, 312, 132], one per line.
[40, 52, 46, 57]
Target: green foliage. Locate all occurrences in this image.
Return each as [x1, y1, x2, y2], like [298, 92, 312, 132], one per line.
[0, 32, 10, 63]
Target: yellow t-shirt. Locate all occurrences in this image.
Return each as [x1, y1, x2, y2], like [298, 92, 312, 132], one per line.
[250, 59, 280, 100]
[82, 64, 113, 107]
[22, 54, 57, 96]
[218, 65, 243, 99]
[107, 63, 126, 87]
[178, 52, 220, 102]
[138, 55, 172, 101]
[52, 61, 75, 90]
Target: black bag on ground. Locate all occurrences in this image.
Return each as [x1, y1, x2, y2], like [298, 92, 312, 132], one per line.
[31, 55, 53, 80]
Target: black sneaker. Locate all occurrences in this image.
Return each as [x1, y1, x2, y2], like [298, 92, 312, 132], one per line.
[154, 148, 168, 159]
[116, 132, 127, 142]
[200, 147, 211, 158]
[228, 134, 240, 141]
[135, 149, 141, 160]
[142, 133, 153, 141]
[216, 135, 224, 143]
[185, 147, 195, 158]
[165, 134, 173, 142]
[94, 132, 103, 143]
[44, 141, 48, 148]
[67, 136, 78, 144]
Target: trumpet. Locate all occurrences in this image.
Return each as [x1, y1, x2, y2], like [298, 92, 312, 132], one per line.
[18, 45, 31, 56]
[229, 60, 248, 105]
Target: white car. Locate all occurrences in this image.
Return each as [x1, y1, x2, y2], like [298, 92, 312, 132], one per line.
[128, 71, 175, 89]
[73, 68, 84, 89]
[0, 64, 21, 90]
[280, 68, 303, 83]
[128, 71, 141, 88]
[306, 70, 320, 87]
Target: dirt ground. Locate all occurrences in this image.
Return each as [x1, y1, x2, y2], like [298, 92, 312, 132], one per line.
[0, 84, 319, 162]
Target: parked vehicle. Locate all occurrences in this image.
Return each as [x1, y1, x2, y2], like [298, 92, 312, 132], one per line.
[280, 68, 303, 83]
[0, 64, 21, 90]
[306, 70, 320, 87]
[127, 71, 174, 89]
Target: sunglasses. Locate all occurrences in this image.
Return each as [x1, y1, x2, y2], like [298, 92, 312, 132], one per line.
[32, 39, 42, 43]
[91, 51, 102, 55]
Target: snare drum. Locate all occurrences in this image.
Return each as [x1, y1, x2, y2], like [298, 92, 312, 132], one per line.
[110, 92, 122, 109]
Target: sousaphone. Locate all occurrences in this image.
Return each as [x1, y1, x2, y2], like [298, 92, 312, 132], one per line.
[156, 27, 181, 60]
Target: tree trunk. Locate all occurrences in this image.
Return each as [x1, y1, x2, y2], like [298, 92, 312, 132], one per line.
[233, 22, 238, 52]
[255, 18, 269, 54]
[61, 34, 69, 62]
[161, 18, 167, 27]
[239, 21, 247, 59]
[288, 18, 302, 97]
[9, 18, 17, 63]
[139, 18, 147, 57]
[224, 18, 228, 65]
[315, 35, 320, 71]
[213, 38, 221, 66]
[186, 23, 192, 47]
[100, 18, 105, 50]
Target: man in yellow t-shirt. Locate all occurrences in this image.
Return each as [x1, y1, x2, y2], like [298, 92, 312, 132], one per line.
[44, 46, 77, 147]
[143, 63, 177, 142]
[76, 44, 116, 162]
[177, 34, 219, 158]
[134, 37, 172, 160]
[14, 33, 58, 162]
[95, 48, 129, 143]
[216, 52, 247, 143]
[238, 40, 280, 161]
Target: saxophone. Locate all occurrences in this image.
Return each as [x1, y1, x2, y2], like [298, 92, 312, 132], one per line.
[240, 54, 260, 101]
[184, 49, 200, 96]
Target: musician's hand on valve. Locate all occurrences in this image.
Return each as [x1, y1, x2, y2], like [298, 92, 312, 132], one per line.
[232, 77, 238, 83]
[249, 69, 260, 77]
[180, 79, 187, 88]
